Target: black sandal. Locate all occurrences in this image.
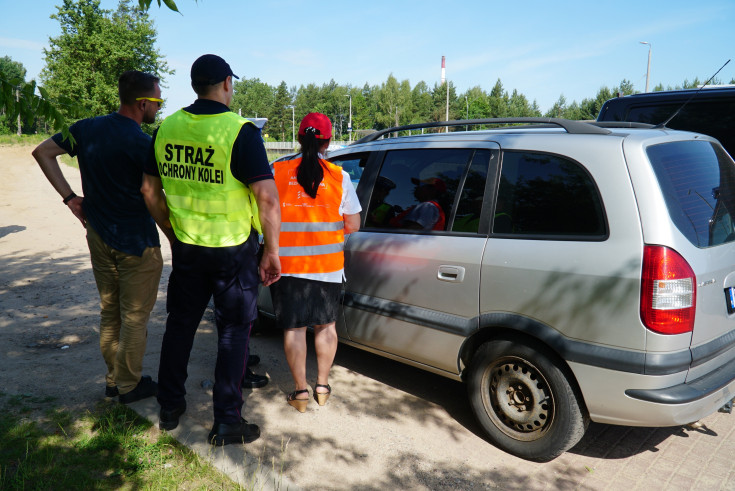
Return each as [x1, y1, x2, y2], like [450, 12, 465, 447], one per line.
[287, 389, 309, 413]
[313, 384, 331, 406]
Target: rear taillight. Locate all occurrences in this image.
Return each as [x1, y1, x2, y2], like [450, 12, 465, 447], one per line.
[640, 245, 696, 335]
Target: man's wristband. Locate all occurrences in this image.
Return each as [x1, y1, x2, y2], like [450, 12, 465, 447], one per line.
[63, 192, 77, 205]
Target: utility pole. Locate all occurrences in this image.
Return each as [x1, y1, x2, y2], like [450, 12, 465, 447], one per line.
[16, 89, 21, 136]
[640, 41, 652, 93]
[442, 55, 449, 132]
[445, 81, 449, 133]
[346, 93, 352, 143]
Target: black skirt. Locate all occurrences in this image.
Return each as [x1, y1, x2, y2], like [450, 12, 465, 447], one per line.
[270, 276, 342, 330]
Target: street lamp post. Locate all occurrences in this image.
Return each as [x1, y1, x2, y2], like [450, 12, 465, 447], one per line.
[640, 41, 652, 92]
[345, 94, 352, 143]
[445, 81, 449, 133]
[286, 105, 295, 150]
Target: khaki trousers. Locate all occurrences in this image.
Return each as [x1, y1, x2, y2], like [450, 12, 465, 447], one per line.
[86, 224, 163, 394]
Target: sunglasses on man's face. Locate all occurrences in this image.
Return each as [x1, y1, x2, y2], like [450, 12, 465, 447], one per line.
[136, 97, 163, 108]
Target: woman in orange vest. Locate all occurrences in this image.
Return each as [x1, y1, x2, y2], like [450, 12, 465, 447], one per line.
[271, 113, 362, 412]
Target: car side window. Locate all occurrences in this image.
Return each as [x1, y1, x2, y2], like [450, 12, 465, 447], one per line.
[496, 151, 606, 238]
[365, 148, 474, 232]
[452, 150, 491, 233]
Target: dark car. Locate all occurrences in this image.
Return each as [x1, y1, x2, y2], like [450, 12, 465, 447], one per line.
[597, 85, 735, 157]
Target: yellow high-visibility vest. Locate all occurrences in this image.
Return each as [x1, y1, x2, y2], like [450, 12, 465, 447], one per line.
[154, 110, 260, 247]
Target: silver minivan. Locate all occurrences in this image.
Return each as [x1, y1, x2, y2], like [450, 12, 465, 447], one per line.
[259, 118, 735, 461]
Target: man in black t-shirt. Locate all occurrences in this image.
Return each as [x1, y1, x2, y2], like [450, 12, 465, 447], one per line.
[33, 71, 163, 404]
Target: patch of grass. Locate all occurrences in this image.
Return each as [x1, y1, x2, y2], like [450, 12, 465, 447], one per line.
[59, 153, 78, 168]
[0, 134, 49, 145]
[0, 393, 240, 490]
[0, 136, 78, 168]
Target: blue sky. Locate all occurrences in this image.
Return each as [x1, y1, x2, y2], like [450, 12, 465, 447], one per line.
[2, 0, 734, 118]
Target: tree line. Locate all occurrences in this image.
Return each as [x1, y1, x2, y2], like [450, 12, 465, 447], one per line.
[2, 0, 733, 140]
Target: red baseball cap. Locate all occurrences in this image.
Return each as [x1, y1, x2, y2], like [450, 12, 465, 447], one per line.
[298, 112, 332, 140]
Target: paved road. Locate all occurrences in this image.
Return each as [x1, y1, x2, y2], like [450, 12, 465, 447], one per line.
[205, 327, 735, 490]
[3, 145, 735, 490]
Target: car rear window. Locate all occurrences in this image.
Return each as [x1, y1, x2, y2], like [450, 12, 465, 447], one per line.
[647, 140, 735, 247]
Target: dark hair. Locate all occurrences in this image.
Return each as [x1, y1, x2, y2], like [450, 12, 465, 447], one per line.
[118, 71, 159, 105]
[191, 80, 220, 97]
[296, 131, 326, 199]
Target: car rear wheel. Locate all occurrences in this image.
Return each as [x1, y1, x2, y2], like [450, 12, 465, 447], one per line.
[468, 339, 588, 461]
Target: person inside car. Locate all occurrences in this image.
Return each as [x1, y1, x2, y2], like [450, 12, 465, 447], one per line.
[390, 177, 447, 231]
[366, 176, 398, 227]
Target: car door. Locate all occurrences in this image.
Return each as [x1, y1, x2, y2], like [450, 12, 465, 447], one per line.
[342, 143, 499, 375]
[317, 152, 369, 340]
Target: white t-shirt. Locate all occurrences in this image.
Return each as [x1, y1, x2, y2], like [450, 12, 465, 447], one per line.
[273, 163, 362, 283]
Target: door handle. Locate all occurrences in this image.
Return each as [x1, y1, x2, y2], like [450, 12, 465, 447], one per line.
[437, 265, 465, 283]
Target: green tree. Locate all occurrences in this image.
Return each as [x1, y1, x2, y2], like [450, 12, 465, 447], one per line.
[411, 81, 433, 123]
[320, 80, 349, 140]
[356, 83, 377, 132]
[0, 56, 26, 82]
[231, 77, 274, 119]
[398, 79, 413, 126]
[545, 94, 568, 118]
[547, 80, 631, 120]
[0, 57, 28, 134]
[487, 79, 508, 118]
[463, 86, 492, 121]
[616, 79, 635, 96]
[41, 0, 172, 121]
[507, 89, 539, 117]
[375, 74, 412, 131]
[430, 81, 459, 125]
[268, 81, 292, 142]
[0, 0, 179, 139]
[0, 69, 74, 140]
[578, 85, 618, 120]
[138, 0, 184, 12]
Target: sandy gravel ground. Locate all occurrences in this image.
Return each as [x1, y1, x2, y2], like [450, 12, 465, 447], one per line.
[3, 143, 735, 491]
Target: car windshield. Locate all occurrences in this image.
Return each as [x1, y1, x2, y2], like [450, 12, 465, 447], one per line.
[337, 158, 363, 188]
[647, 140, 735, 247]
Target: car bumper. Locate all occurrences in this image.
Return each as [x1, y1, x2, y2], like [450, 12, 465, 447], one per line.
[569, 360, 735, 427]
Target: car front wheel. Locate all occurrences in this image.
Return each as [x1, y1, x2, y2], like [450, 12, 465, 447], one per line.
[468, 339, 588, 461]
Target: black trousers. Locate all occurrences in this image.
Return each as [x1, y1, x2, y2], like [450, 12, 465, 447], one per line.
[157, 232, 259, 423]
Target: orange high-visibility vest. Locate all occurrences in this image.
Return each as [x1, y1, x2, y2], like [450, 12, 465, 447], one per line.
[274, 157, 345, 274]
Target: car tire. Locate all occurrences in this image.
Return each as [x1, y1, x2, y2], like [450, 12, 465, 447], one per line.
[468, 339, 588, 461]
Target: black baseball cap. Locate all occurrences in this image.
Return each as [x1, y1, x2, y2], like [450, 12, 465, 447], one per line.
[190, 54, 239, 86]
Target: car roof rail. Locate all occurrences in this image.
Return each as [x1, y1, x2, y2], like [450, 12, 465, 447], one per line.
[591, 121, 655, 129]
[352, 117, 611, 144]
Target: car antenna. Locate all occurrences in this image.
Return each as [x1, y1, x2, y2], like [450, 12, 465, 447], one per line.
[656, 59, 730, 128]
